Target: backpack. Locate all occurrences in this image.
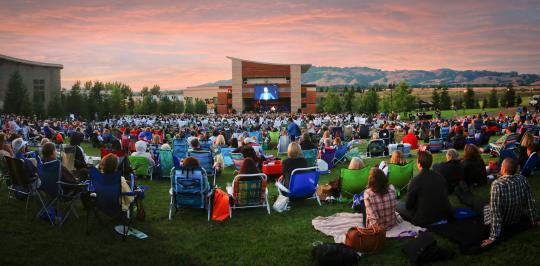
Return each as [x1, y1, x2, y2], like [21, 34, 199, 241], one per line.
[368, 141, 385, 156]
[312, 243, 360, 266]
[402, 232, 455, 265]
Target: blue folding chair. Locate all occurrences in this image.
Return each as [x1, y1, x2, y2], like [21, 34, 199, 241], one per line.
[173, 138, 188, 160]
[440, 127, 450, 140]
[276, 167, 321, 206]
[38, 160, 84, 225]
[168, 167, 212, 221]
[522, 152, 540, 177]
[333, 145, 349, 165]
[88, 167, 137, 238]
[278, 135, 290, 155]
[199, 140, 213, 151]
[249, 131, 262, 144]
[219, 147, 235, 167]
[429, 139, 443, 153]
[188, 150, 217, 185]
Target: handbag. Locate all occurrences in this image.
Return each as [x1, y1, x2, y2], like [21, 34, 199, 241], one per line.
[345, 224, 386, 254]
[272, 194, 289, 213]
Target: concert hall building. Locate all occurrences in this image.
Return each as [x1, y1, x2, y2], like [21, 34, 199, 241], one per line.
[216, 57, 316, 114]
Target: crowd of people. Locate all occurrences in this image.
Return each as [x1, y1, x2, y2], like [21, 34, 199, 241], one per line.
[1, 107, 540, 250]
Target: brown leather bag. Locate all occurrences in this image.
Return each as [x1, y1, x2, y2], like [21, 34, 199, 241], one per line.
[345, 225, 386, 254]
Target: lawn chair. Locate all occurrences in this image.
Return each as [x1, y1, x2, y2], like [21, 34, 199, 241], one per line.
[88, 167, 137, 238]
[277, 135, 291, 155]
[188, 150, 217, 185]
[0, 155, 9, 189]
[333, 145, 349, 165]
[320, 148, 336, 170]
[269, 131, 279, 149]
[128, 156, 153, 181]
[231, 153, 244, 172]
[219, 147, 235, 167]
[388, 163, 414, 195]
[428, 139, 443, 153]
[168, 167, 212, 221]
[490, 133, 519, 157]
[367, 139, 387, 157]
[159, 149, 175, 179]
[149, 144, 161, 161]
[276, 167, 321, 206]
[199, 140, 213, 152]
[302, 149, 318, 167]
[248, 131, 262, 144]
[60, 145, 76, 172]
[229, 173, 270, 217]
[440, 127, 450, 141]
[521, 152, 540, 177]
[38, 159, 84, 225]
[173, 138, 189, 160]
[5, 156, 45, 217]
[340, 167, 370, 199]
[344, 126, 353, 141]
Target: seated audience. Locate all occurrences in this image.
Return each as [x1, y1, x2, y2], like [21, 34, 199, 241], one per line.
[182, 156, 200, 169]
[0, 133, 13, 157]
[279, 142, 308, 188]
[100, 154, 134, 211]
[397, 150, 453, 226]
[41, 142, 81, 193]
[462, 144, 487, 187]
[432, 149, 464, 194]
[300, 132, 317, 150]
[131, 140, 155, 167]
[390, 150, 407, 166]
[362, 167, 398, 229]
[402, 129, 418, 149]
[348, 156, 365, 170]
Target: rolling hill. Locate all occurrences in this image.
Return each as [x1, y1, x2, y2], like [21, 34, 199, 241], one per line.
[196, 67, 540, 87]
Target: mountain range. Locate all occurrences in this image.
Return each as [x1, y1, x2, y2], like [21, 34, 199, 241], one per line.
[196, 66, 540, 87]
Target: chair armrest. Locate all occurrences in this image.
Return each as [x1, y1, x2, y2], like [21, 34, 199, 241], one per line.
[275, 181, 290, 193]
[57, 181, 87, 187]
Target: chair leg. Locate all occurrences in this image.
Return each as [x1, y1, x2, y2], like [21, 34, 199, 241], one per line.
[168, 195, 174, 221]
[315, 193, 322, 206]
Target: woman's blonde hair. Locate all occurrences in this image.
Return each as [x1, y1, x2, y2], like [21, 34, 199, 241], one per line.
[390, 150, 407, 165]
[348, 157, 365, 170]
[152, 134, 161, 144]
[287, 142, 302, 159]
[215, 134, 226, 146]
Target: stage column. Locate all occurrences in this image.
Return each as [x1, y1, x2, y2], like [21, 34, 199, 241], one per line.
[231, 58, 243, 112]
[290, 64, 301, 113]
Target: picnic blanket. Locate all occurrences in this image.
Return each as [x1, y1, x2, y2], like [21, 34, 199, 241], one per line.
[312, 212, 425, 243]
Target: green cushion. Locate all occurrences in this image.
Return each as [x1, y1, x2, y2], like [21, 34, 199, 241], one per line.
[388, 163, 413, 190]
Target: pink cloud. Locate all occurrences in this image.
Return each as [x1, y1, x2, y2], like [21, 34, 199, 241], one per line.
[1, 0, 539, 90]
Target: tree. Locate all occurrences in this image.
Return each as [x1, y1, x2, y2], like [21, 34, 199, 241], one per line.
[516, 95, 522, 106]
[482, 97, 488, 110]
[432, 88, 440, 110]
[185, 98, 195, 114]
[454, 98, 463, 109]
[109, 86, 125, 115]
[363, 88, 379, 113]
[159, 96, 173, 114]
[4, 71, 31, 115]
[440, 87, 451, 110]
[323, 92, 341, 113]
[47, 88, 64, 117]
[488, 88, 499, 108]
[343, 88, 355, 112]
[392, 81, 416, 113]
[463, 86, 475, 109]
[504, 84, 516, 108]
[172, 99, 185, 113]
[195, 98, 208, 114]
[141, 87, 149, 97]
[150, 85, 161, 96]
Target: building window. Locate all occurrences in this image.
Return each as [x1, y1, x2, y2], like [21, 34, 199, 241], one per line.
[302, 103, 307, 108]
[227, 104, 232, 109]
[227, 94, 232, 99]
[33, 79, 45, 101]
[301, 93, 307, 98]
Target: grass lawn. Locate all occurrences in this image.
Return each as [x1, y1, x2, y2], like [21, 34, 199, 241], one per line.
[1, 140, 540, 265]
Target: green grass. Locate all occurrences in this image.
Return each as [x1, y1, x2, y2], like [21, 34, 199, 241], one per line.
[1, 140, 540, 265]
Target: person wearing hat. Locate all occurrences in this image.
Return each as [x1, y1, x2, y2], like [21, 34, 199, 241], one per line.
[11, 137, 39, 187]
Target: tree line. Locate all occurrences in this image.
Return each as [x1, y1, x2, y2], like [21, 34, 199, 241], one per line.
[319, 81, 521, 114]
[2, 71, 208, 119]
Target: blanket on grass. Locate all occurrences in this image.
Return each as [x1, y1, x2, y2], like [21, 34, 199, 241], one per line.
[312, 212, 425, 243]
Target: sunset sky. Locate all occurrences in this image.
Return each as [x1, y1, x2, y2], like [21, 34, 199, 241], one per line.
[1, 0, 539, 90]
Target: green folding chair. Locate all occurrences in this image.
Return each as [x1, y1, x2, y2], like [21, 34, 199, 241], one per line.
[129, 155, 153, 181]
[269, 131, 279, 149]
[340, 167, 370, 199]
[388, 163, 413, 194]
